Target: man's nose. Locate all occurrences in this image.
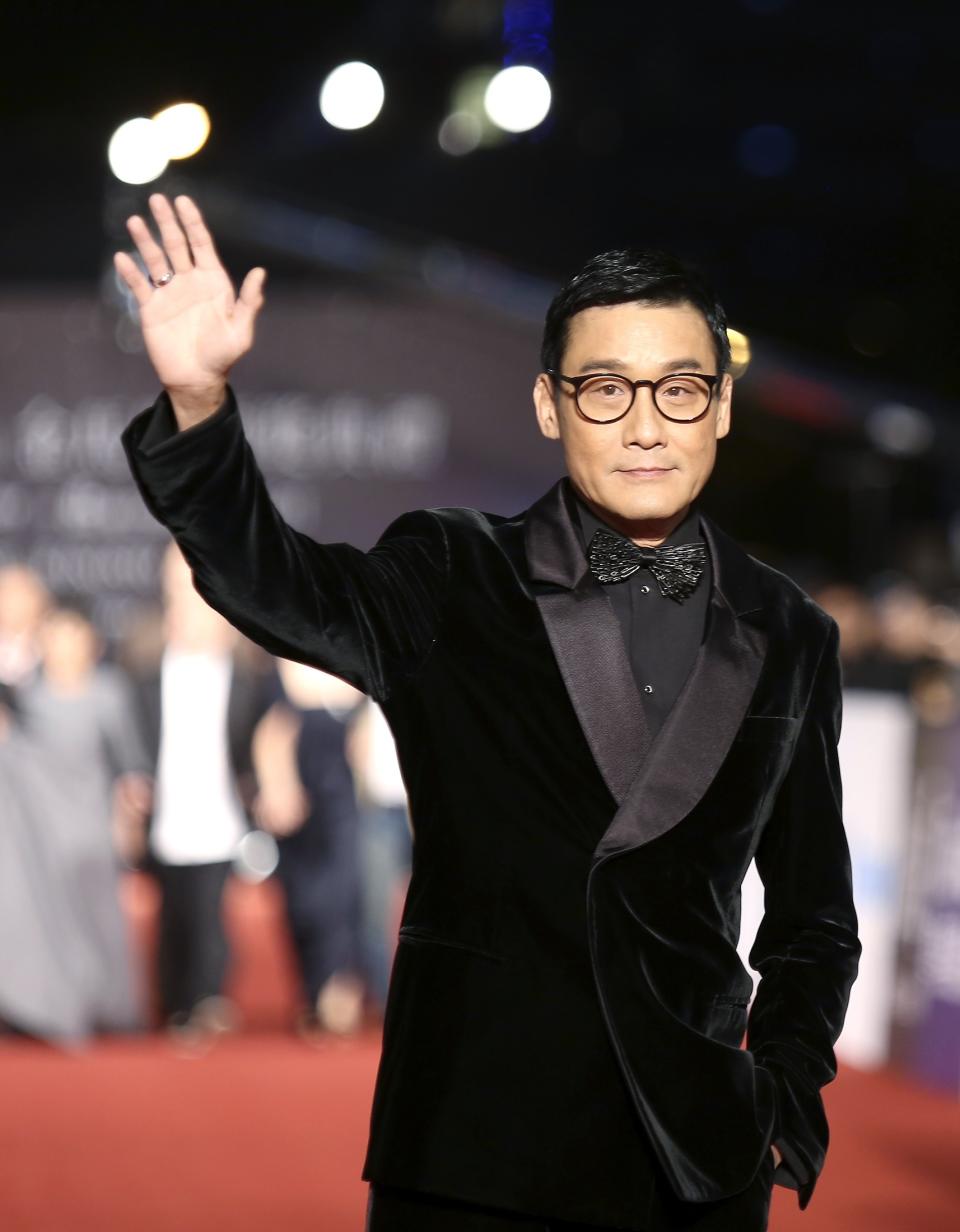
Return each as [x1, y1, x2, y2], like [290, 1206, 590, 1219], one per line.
[621, 385, 669, 448]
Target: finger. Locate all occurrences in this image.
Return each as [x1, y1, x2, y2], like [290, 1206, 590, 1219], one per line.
[113, 250, 153, 307]
[173, 194, 221, 271]
[148, 193, 194, 274]
[233, 267, 267, 330]
[125, 213, 173, 285]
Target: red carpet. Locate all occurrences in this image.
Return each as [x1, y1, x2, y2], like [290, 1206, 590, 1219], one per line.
[0, 1032, 378, 1231]
[1, 877, 957, 1231]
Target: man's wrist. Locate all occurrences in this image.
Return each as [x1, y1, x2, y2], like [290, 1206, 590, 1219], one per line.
[166, 382, 228, 430]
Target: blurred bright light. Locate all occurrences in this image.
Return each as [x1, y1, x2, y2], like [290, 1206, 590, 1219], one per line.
[107, 118, 168, 185]
[727, 328, 752, 378]
[438, 110, 483, 156]
[866, 403, 934, 457]
[234, 830, 279, 883]
[483, 65, 551, 133]
[319, 61, 385, 130]
[152, 102, 211, 159]
[447, 66, 504, 149]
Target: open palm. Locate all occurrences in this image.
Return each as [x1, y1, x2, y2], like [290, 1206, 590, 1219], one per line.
[114, 193, 266, 397]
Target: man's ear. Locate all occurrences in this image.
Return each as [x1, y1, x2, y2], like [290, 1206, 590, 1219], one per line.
[533, 373, 561, 441]
[715, 372, 733, 441]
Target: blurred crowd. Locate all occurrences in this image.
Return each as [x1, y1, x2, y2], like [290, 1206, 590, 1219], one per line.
[813, 579, 960, 725]
[0, 550, 411, 1049]
[3, 551, 959, 1053]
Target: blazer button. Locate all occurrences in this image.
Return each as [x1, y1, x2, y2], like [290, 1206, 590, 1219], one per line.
[643, 684, 654, 693]
[640, 585, 651, 594]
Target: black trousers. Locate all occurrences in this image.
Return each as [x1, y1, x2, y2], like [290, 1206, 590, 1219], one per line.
[366, 1152, 776, 1232]
[365, 1185, 626, 1231]
[154, 860, 232, 1018]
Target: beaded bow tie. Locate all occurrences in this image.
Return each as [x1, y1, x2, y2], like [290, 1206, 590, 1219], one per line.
[587, 527, 707, 603]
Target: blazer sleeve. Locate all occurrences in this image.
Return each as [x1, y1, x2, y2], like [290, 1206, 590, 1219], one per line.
[745, 618, 861, 1210]
[121, 389, 450, 703]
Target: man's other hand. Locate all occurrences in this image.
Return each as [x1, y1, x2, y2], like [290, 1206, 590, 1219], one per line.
[113, 193, 266, 430]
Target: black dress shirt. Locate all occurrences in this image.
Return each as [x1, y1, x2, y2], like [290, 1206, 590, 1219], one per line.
[574, 496, 711, 741]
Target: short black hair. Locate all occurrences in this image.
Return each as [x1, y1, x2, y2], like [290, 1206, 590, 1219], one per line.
[47, 593, 95, 626]
[540, 247, 731, 378]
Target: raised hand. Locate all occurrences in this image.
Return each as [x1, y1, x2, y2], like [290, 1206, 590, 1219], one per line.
[113, 193, 266, 429]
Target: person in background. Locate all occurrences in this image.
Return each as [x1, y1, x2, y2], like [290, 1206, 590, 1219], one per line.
[0, 598, 148, 1043]
[348, 699, 412, 1017]
[127, 543, 273, 1044]
[872, 581, 939, 679]
[253, 660, 366, 1037]
[813, 582, 908, 692]
[0, 564, 50, 686]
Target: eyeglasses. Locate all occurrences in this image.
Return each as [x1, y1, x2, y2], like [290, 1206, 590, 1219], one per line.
[547, 370, 720, 424]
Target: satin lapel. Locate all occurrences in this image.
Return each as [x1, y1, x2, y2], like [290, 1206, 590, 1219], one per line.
[536, 587, 651, 805]
[525, 479, 650, 805]
[595, 515, 769, 857]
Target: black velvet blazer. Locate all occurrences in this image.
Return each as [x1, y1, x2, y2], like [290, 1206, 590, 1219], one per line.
[123, 392, 860, 1229]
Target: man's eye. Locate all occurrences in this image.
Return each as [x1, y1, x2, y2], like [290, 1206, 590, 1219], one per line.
[586, 380, 627, 398]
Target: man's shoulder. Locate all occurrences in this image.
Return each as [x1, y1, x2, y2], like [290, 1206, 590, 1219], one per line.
[378, 502, 525, 544]
[741, 545, 836, 643]
[705, 515, 834, 641]
[374, 502, 532, 590]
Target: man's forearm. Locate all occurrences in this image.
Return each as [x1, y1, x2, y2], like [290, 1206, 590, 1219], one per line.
[122, 387, 450, 702]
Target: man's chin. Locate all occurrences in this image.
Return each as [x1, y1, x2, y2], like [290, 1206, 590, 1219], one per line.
[596, 494, 687, 527]
[571, 476, 690, 528]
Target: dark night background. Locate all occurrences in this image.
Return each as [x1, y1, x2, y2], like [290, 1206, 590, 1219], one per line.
[1, 0, 958, 581]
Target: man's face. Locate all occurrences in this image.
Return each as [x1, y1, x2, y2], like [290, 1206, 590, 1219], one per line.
[533, 300, 732, 542]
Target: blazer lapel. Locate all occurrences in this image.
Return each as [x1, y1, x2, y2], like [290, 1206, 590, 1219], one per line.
[525, 478, 651, 805]
[595, 515, 768, 858]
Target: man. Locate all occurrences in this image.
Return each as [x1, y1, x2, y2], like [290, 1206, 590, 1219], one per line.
[116, 195, 860, 1231]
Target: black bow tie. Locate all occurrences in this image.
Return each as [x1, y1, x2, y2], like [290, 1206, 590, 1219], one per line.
[587, 527, 707, 603]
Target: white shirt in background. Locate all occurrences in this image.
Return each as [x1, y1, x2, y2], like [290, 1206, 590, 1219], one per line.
[151, 648, 247, 865]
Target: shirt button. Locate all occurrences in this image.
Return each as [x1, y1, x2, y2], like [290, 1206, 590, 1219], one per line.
[640, 585, 651, 594]
[643, 684, 654, 694]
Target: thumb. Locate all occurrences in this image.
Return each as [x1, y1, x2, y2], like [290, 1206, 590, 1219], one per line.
[234, 267, 267, 332]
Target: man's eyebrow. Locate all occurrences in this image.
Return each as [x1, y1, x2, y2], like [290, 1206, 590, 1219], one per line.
[576, 357, 629, 373]
[575, 356, 707, 374]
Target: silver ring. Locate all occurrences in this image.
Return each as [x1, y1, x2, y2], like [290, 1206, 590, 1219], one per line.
[150, 269, 175, 288]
